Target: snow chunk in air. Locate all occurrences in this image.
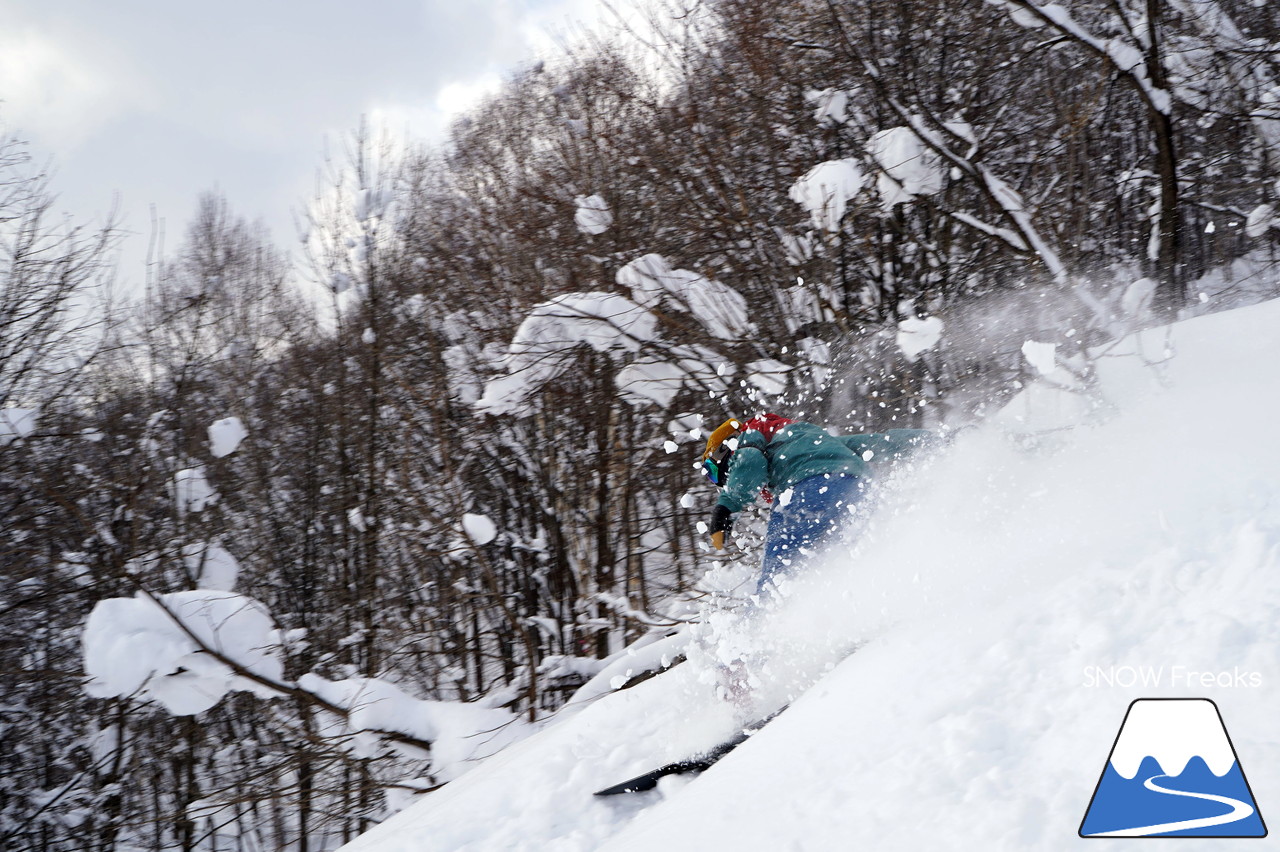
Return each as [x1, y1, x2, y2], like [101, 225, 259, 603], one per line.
[1021, 340, 1058, 375]
[462, 513, 497, 546]
[897, 314, 944, 361]
[208, 416, 246, 458]
[574, 194, 613, 235]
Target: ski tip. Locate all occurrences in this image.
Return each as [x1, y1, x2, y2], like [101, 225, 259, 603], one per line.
[594, 707, 790, 797]
[593, 759, 705, 796]
[594, 778, 658, 797]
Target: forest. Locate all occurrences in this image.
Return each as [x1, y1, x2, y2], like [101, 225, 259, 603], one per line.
[2, 0, 1278, 849]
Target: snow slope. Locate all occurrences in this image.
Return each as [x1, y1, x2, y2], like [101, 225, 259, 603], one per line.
[342, 297, 1280, 851]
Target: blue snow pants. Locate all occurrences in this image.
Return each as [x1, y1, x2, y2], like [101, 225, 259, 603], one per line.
[758, 473, 866, 594]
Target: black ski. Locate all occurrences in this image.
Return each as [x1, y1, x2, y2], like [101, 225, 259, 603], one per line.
[593, 707, 785, 796]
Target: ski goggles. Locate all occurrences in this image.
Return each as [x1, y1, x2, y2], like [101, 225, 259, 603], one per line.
[701, 444, 734, 487]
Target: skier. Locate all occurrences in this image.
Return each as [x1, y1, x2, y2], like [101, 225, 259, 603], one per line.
[598, 419, 933, 795]
[700, 413, 931, 594]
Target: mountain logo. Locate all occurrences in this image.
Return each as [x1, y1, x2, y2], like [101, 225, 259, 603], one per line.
[1080, 698, 1266, 838]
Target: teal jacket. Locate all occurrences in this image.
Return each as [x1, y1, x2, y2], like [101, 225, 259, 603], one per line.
[716, 422, 931, 514]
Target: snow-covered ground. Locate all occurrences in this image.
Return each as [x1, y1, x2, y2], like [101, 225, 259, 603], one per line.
[341, 296, 1280, 851]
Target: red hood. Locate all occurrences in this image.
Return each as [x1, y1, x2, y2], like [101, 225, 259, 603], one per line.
[741, 413, 794, 441]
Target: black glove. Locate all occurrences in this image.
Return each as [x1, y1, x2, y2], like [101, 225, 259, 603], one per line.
[710, 505, 733, 534]
[709, 505, 733, 550]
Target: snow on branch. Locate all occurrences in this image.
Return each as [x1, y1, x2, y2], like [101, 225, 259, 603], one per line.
[474, 292, 659, 416]
[788, 159, 866, 231]
[477, 255, 753, 415]
[1166, 0, 1249, 48]
[815, 6, 1069, 283]
[172, 466, 218, 514]
[949, 211, 1030, 251]
[897, 115, 1121, 322]
[616, 253, 751, 339]
[1164, 0, 1280, 152]
[299, 673, 528, 778]
[81, 587, 472, 761]
[991, 0, 1173, 114]
[83, 590, 286, 715]
[615, 342, 736, 408]
[883, 107, 1069, 285]
[867, 127, 945, 210]
[0, 407, 37, 445]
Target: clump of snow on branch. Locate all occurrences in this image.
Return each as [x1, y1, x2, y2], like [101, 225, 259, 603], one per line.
[173, 467, 218, 513]
[745, 359, 791, 396]
[615, 346, 730, 408]
[798, 337, 832, 390]
[332, 271, 356, 294]
[182, 542, 241, 591]
[780, 232, 814, 265]
[991, 0, 1172, 114]
[1246, 203, 1276, 238]
[478, 254, 754, 415]
[789, 159, 865, 232]
[615, 358, 689, 407]
[574, 194, 612, 235]
[805, 87, 849, 126]
[1120, 277, 1158, 320]
[475, 292, 656, 415]
[868, 127, 945, 210]
[298, 673, 529, 778]
[208, 416, 246, 458]
[83, 591, 285, 715]
[616, 253, 751, 340]
[355, 187, 394, 222]
[347, 506, 368, 532]
[510, 293, 655, 360]
[0, 408, 37, 445]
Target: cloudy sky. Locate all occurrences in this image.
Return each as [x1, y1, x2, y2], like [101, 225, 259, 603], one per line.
[0, 0, 607, 286]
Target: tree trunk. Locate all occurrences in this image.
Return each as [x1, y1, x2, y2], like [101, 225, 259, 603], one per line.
[1146, 0, 1184, 317]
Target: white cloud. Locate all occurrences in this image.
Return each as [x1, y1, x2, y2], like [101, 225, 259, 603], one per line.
[519, 0, 632, 54]
[0, 0, 623, 294]
[436, 74, 505, 116]
[0, 23, 150, 150]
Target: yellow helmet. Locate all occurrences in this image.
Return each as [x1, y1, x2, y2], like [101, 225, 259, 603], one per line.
[701, 418, 742, 461]
[700, 418, 742, 487]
